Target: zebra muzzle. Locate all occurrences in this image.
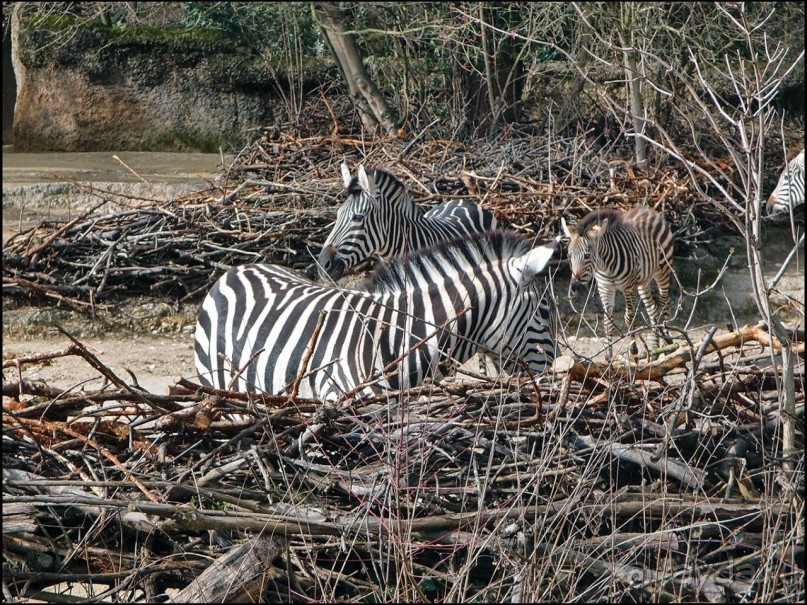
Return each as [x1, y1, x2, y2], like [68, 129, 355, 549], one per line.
[317, 245, 346, 280]
[569, 277, 589, 293]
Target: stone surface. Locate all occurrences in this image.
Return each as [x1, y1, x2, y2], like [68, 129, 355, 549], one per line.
[10, 15, 289, 152]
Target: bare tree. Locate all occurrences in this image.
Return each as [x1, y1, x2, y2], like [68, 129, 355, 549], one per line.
[614, 4, 648, 167]
[576, 3, 803, 476]
[313, 2, 399, 136]
[469, 2, 803, 476]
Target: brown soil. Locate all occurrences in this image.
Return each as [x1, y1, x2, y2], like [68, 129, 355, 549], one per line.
[2, 297, 199, 393]
[2, 149, 224, 394]
[3, 334, 195, 394]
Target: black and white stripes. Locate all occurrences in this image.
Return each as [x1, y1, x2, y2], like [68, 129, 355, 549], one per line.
[317, 164, 497, 280]
[562, 206, 674, 356]
[767, 149, 804, 215]
[195, 231, 557, 400]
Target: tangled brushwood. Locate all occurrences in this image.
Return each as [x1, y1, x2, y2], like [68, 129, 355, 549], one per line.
[2, 128, 753, 312]
[3, 323, 804, 601]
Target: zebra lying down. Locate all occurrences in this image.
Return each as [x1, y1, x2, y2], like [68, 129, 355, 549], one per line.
[318, 164, 497, 280]
[195, 231, 557, 400]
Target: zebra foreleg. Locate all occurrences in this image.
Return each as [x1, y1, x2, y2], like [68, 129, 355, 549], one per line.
[597, 284, 621, 360]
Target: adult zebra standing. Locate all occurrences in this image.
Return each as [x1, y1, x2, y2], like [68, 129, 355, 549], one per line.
[767, 149, 804, 215]
[562, 206, 674, 358]
[317, 164, 497, 280]
[195, 231, 558, 400]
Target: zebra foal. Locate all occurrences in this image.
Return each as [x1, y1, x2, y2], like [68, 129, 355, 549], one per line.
[562, 206, 674, 358]
[195, 231, 557, 400]
[767, 148, 804, 216]
[318, 164, 497, 280]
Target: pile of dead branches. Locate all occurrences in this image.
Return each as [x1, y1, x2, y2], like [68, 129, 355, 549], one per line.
[3, 128, 739, 311]
[3, 324, 804, 602]
[2, 188, 336, 313]
[224, 125, 725, 233]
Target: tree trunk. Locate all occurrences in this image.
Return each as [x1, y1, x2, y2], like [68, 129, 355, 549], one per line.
[621, 45, 647, 167]
[10, 3, 26, 108]
[479, 4, 500, 136]
[746, 151, 797, 476]
[617, 12, 647, 168]
[314, 3, 399, 136]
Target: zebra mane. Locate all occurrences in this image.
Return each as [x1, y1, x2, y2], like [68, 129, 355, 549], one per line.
[369, 230, 530, 294]
[346, 168, 414, 205]
[788, 148, 804, 169]
[575, 208, 623, 235]
[345, 174, 366, 195]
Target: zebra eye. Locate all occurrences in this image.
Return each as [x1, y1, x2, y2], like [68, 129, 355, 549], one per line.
[582, 251, 591, 260]
[352, 213, 364, 222]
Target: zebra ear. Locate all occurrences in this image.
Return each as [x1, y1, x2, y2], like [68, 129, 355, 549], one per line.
[340, 162, 352, 189]
[586, 220, 606, 238]
[518, 238, 559, 280]
[357, 165, 375, 193]
[560, 217, 574, 238]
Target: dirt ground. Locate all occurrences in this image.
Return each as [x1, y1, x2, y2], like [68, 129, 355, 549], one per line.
[2, 149, 224, 394]
[3, 294, 202, 395]
[3, 333, 196, 394]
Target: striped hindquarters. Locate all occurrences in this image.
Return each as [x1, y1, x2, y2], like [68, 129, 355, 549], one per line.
[194, 264, 382, 399]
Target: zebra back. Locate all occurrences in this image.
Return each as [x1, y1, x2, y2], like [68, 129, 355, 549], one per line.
[317, 164, 497, 280]
[767, 149, 804, 215]
[564, 207, 673, 287]
[196, 230, 556, 400]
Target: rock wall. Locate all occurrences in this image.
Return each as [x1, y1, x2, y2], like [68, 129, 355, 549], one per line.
[11, 15, 291, 152]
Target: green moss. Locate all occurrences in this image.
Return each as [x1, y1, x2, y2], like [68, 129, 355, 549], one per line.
[20, 12, 332, 85]
[22, 13, 82, 32]
[108, 23, 245, 52]
[22, 13, 251, 56]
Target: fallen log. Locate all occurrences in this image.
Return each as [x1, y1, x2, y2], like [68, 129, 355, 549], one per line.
[170, 536, 285, 604]
[553, 323, 804, 383]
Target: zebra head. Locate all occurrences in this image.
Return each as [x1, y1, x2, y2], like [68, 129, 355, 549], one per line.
[318, 164, 399, 281]
[767, 149, 804, 216]
[491, 238, 560, 372]
[561, 215, 607, 287]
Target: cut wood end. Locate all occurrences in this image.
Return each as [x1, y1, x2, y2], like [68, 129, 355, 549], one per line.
[553, 356, 578, 373]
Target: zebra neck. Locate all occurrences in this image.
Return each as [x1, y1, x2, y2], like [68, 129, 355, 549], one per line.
[398, 213, 444, 246]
